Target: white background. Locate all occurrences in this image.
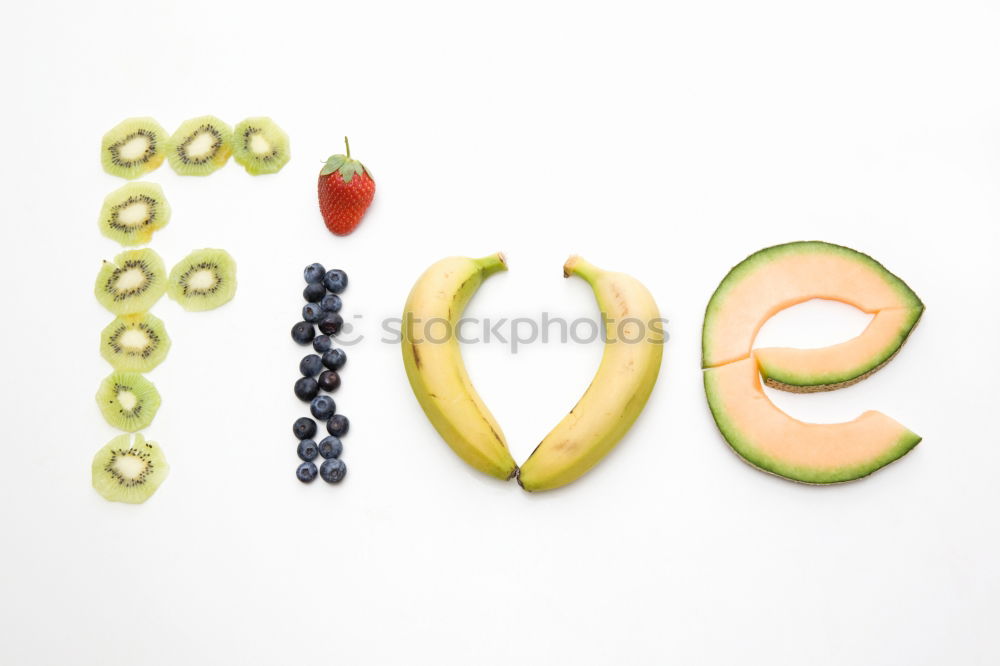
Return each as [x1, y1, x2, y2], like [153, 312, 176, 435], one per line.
[2, 1, 999, 664]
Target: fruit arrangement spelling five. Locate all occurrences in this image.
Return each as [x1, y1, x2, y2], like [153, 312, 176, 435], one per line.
[92, 118, 925, 504]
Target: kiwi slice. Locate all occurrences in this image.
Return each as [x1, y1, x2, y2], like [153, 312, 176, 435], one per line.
[92, 433, 169, 504]
[167, 116, 233, 175]
[100, 312, 171, 372]
[98, 182, 171, 246]
[101, 117, 167, 179]
[232, 117, 290, 175]
[94, 248, 167, 315]
[168, 248, 237, 311]
[95, 372, 161, 432]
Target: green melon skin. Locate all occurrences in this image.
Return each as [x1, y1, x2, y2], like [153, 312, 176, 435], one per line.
[701, 241, 925, 387]
[703, 369, 922, 484]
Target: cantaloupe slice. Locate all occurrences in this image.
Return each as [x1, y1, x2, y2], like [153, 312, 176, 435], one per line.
[705, 357, 921, 483]
[703, 241, 923, 390]
[756, 307, 923, 391]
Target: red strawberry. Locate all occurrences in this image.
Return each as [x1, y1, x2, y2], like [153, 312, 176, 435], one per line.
[318, 137, 375, 236]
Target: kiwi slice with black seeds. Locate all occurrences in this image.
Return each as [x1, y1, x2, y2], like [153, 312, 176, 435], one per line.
[232, 117, 290, 175]
[98, 182, 171, 246]
[167, 116, 233, 175]
[168, 248, 237, 311]
[95, 248, 167, 315]
[100, 312, 171, 372]
[95, 372, 161, 432]
[92, 433, 169, 504]
[101, 117, 167, 179]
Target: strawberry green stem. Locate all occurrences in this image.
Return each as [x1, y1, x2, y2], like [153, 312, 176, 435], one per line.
[344, 136, 351, 159]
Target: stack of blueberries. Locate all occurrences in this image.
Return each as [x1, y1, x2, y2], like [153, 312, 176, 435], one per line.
[290, 263, 350, 484]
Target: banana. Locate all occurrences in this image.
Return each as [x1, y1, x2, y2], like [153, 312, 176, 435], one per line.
[401, 253, 519, 480]
[517, 256, 664, 491]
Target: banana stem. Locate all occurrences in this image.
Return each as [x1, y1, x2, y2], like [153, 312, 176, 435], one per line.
[563, 255, 600, 284]
[475, 252, 508, 276]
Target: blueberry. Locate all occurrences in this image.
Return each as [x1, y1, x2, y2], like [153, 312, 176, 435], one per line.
[310, 395, 336, 420]
[318, 313, 343, 335]
[323, 269, 348, 294]
[320, 458, 347, 483]
[293, 417, 317, 439]
[304, 263, 326, 284]
[318, 370, 340, 392]
[291, 321, 315, 345]
[322, 348, 347, 371]
[297, 439, 318, 461]
[294, 377, 319, 401]
[312, 335, 332, 353]
[302, 302, 324, 323]
[304, 282, 326, 303]
[299, 354, 323, 377]
[296, 461, 318, 483]
[318, 436, 343, 459]
[327, 414, 350, 437]
[320, 294, 342, 312]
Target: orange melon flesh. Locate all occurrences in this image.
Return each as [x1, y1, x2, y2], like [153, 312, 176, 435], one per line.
[703, 242, 923, 376]
[704, 357, 921, 483]
[756, 306, 922, 390]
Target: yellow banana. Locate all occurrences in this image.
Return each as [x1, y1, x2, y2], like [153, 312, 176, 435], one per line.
[401, 253, 518, 480]
[517, 256, 664, 491]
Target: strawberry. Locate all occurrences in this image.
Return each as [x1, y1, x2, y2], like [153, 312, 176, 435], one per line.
[318, 137, 375, 236]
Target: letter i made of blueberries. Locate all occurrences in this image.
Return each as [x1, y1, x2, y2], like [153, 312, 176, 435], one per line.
[292, 263, 350, 484]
